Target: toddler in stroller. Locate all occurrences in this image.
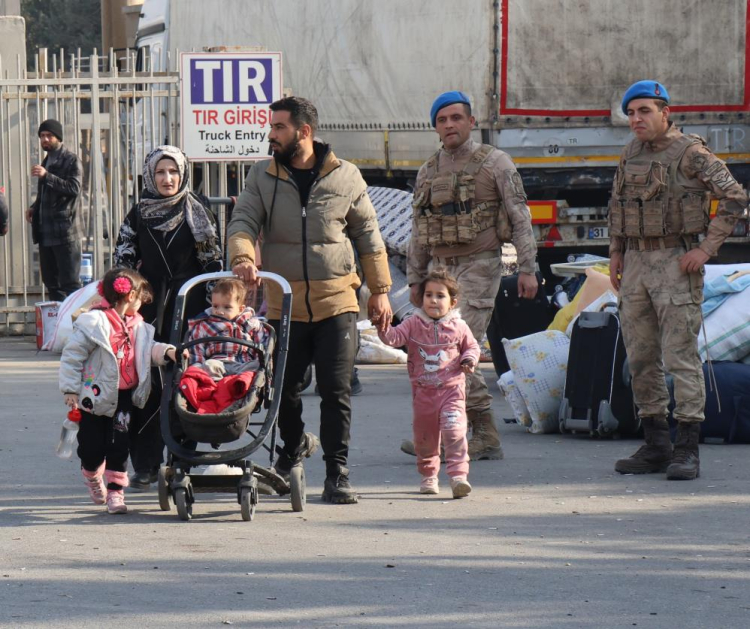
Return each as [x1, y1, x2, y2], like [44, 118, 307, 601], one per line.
[159, 271, 304, 521]
[177, 276, 270, 440]
[186, 277, 268, 379]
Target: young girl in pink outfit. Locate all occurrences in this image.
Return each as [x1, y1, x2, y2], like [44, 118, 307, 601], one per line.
[378, 268, 480, 498]
[59, 268, 177, 514]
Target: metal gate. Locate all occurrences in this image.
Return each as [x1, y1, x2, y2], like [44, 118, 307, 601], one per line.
[0, 48, 251, 334]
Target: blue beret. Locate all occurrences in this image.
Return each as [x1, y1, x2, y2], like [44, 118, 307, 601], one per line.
[621, 80, 670, 115]
[430, 91, 471, 127]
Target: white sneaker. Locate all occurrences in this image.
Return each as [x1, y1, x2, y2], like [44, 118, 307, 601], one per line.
[450, 477, 472, 499]
[419, 477, 439, 495]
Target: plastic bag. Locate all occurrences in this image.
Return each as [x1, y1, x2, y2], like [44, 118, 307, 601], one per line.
[42, 282, 103, 353]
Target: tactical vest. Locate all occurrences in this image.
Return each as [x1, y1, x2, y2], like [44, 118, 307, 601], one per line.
[609, 134, 712, 239]
[413, 144, 512, 246]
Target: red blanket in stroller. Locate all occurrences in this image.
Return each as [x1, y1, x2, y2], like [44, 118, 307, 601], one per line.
[179, 365, 257, 415]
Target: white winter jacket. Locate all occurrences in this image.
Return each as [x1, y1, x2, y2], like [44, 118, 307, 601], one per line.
[59, 309, 174, 417]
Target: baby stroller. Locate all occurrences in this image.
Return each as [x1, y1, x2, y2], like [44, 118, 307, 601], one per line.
[157, 271, 303, 521]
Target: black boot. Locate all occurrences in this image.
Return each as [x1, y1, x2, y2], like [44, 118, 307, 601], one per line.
[129, 468, 159, 491]
[666, 422, 701, 480]
[321, 466, 358, 504]
[614, 418, 672, 474]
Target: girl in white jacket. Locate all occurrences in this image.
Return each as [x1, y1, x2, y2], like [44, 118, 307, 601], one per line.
[59, 268, 177, 514]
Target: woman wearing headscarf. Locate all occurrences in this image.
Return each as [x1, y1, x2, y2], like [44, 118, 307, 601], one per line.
[115, 145, 223, 489]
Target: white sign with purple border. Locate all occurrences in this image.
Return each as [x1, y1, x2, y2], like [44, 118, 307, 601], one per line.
[180, 52, 282, 161]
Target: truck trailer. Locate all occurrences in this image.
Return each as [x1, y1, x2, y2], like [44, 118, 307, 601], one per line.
[135, 0, 750, 262]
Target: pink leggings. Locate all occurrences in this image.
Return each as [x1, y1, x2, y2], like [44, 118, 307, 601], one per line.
[412, 386, 469, 479]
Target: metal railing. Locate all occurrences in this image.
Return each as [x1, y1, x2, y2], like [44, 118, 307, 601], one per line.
[0, 49, 253, 334]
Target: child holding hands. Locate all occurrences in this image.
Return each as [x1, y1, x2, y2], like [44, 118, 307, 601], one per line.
[59, 268, 177, 514]
[378, 268, 479, 498]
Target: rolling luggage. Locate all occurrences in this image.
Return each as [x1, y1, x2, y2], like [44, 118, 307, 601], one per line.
[559, 303, 640, 437]
[486, 271, 555, 377]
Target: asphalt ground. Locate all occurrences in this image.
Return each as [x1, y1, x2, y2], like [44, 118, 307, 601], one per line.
[1, 336, 749, 628]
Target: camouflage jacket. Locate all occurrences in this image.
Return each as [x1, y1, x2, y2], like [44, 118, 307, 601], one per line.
[609, 124, 748, 257]
[407, 138, 537, 284]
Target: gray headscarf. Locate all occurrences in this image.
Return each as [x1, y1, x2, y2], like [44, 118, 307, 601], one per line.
[139, 145, 217, 243]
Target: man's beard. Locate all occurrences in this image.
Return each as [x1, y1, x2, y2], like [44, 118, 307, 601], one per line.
[270, 135, 300, 165]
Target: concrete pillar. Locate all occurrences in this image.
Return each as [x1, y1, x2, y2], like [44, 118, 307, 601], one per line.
[0, 1, 20, 16]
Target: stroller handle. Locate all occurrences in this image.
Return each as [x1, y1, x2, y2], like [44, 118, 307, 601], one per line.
[176, 271, 292, 298]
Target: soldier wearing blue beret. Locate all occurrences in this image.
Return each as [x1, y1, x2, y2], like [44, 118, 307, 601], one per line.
[610, 80, 748, 480]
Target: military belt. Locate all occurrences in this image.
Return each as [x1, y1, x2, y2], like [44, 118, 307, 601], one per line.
[474, 201, 499, 212]
[435, 249, 500, 267]
[625, 235, 698, 252]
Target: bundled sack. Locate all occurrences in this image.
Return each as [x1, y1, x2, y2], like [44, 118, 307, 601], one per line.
[497, 370, 532, 428]
[701, 270, 750, 317]
[42, 282, 103, 352]
[503, 330, 570, 434]
[704, 262, 750, 284]
[549, 266, 616, 335]
[698, 286, 750, 362]
[368, 186, 414, 257]
[667, 361, 750, 444]
[357, 322, 407, 364]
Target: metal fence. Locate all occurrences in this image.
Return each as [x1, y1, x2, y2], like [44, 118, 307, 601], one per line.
[0, 48, 252, 334]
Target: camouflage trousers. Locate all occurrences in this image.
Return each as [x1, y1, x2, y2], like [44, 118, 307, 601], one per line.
[619, 247, 705, 423]
[431, 254, 503, 415]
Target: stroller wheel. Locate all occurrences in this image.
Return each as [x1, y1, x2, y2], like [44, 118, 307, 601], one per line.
[157, 467, 172, 511]
[240, 484, 258, 521]
[175, 488, 192, 521]
[289, 465, 306, 512]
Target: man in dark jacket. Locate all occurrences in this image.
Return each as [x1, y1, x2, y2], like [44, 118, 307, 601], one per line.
[25, 119, 83, 300]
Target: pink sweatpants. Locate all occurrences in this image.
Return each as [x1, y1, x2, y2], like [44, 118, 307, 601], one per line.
[412, 385, 469, 479]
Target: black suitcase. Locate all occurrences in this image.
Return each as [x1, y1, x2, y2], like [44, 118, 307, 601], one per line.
[487, 271, 555, 377]
[559, 303, 640, 437]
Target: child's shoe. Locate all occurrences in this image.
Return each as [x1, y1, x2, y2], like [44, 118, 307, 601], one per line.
[82, 465, 106, 505]
[419, 476, 439, 495]
[106, 490, 128, 514]
[450, 476, 472, 499]
[104, 470, 129, 514]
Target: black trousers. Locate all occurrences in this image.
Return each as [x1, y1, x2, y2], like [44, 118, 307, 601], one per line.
[271, 312, 357, 475]
[128, 367, 165, 474]
[77, 390, 132, 473]
[39, 240, 81, 301]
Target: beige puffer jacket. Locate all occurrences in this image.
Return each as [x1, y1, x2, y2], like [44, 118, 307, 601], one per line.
[228, 143, 391, 322]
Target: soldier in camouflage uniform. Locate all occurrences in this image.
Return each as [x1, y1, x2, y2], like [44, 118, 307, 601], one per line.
[610, 81, 748, 480]
[404, 91, 538, 461]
